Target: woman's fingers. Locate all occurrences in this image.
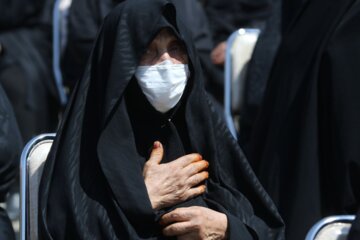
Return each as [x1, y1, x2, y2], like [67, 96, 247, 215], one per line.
[160, 207, 229, 239]
[187, 171, 209, 186]
[147, 141, 164, 165]
[173, 153, 203, 168]
[144, 151, 208, 210]
[177, 185, 206, 204]
[186, 185, 206, 199]
[184, 160, 209, 176]
[160, 208, 190, 226]
[162, 221, 195, 237]
[160, 207, 200, 236]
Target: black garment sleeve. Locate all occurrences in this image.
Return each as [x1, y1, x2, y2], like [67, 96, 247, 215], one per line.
[0, 85, 22, 201]
[0, 207, 15, 240]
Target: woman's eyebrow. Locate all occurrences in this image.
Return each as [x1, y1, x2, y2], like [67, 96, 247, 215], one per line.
[168, 39, 181, 44]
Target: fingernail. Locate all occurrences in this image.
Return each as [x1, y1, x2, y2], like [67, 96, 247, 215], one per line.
[153, 141, 160, 149]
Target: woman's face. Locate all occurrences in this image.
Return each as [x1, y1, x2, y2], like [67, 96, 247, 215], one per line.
[139, 28, 188, 66]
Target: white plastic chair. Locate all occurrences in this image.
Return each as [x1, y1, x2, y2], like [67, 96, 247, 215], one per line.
[20, 133, 55, 240]
[224, 28, 260, 139]
[305, 215, 356, 240]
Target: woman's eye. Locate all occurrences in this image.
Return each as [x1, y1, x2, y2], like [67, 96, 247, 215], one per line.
[143, 49, 157, 60]
[168, 44, 185, 55]
[144, 49, 157, 57]
[169, 46, 180, 52]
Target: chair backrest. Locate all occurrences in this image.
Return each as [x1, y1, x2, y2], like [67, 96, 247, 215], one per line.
[305, 215, 356, 240]
[20, 133, 56, 240]
[224, 28, 260, 139]
[53, 0, 72, 106]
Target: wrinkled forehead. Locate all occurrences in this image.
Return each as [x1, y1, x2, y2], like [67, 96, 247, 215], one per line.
[148, 27, 179, 44]
[154, 28, 178, 39]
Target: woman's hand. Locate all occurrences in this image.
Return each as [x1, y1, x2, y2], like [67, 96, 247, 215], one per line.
[160, 206, 228, 240]
[143, 141, 209, 210]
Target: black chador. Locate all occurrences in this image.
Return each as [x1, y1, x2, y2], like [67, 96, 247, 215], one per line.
[39, 1, 284, 239]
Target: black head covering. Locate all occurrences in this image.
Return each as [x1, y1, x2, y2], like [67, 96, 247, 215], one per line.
[249, 0, 360, 239]
[39, 0, 284, 239]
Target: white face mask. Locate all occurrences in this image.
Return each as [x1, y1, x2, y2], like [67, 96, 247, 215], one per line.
[135, 60, 190, 113]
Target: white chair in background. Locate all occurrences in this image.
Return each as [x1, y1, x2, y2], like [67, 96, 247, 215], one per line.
[20, 133, 55, 240]
[224, 28, 260, 139]
[305, 215, 356, 240]
[53, 0, 73, 106]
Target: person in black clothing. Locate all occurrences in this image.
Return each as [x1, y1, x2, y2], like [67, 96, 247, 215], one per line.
[233, 0, 282, 148]
[39, 1, 284, 239]
[0, 85, 23, 240]
[0, 0, 60, 227]
[202, 0, 272, 103]
[248, 0, 360, 239]
[0, 0, 59, 142]
[205, 0, 271, 49]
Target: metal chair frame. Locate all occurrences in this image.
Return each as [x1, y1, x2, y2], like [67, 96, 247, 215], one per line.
[53, 0, 70, 106]
[305, 215, 356, 240]
[224, 28, 260, 139]
[20, 133, 56, 240]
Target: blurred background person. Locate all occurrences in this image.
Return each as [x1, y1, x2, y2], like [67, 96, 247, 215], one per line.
[202, 0, 272, 105]
[238, 0, 306, 150]
[248, 0, 360, 239]
[0, 0, 60, 142]
[0, 0, 61, 229]
[0, 85, 22, 239]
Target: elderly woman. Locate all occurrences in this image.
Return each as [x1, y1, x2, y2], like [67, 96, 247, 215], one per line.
[39, 0, 284, 239]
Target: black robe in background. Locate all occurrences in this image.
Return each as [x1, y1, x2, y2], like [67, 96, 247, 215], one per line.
[202, 0, 274, 109]
[0, 85, 23, 240]
[240, 0, 310, 150]
[248, 0, 360, 239]
[0, 0, 59, 141]
[237, 0, 282, 149]
[39, 1, 284, 239]
[204, 0, 272, 45]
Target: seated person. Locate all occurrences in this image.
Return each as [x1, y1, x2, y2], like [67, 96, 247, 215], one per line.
[38, 0, 284, 239]
[0, 0, 59, 142]
[0, 85, 22, 240]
